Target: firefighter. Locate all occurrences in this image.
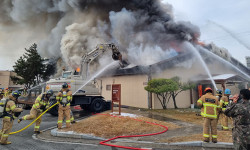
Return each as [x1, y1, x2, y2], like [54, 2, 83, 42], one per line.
[216, 89, 223, 121]
[70, 111, 76, 124]
[56, 83, 72, 129]
[197, 87, 220, 143]
[220, 88, 231, 131]
[0, 89, 4, 99]
[18, 90, 53, 134]
[4, 88, 9, 98]
[0, 91, 23, 145]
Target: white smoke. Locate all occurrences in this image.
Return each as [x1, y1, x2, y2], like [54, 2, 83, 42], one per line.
[61, 22, 106, 69]
[0, 0, 201, 73]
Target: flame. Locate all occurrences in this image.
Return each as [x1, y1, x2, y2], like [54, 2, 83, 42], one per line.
[76, 67, 80, 72]
[196, 41, 206, 46]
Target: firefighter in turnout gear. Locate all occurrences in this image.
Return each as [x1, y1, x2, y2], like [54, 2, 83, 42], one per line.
[216, 89, 223, 121]
[216, 89, 223, 122]
[0, 91, 23, 145]
[56, 83, 72, 129]
[197, 87, 220, 143]
[4, 88, 9, 98]
[0, 89, 4, 99]
[220, 88, 231, 131]
[18, 90, 53, 134]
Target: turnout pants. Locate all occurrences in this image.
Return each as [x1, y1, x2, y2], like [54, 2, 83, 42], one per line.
[22, 108, 42, 131]
[221, 114, 229, 130]
[203, 118, 218, 142]
[0, 117, 14, 144]
[58, 104, 71, 129]
[70, 110, 75, 123]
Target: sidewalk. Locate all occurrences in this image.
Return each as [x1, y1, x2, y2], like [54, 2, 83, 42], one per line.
[36, 108, 234, 150]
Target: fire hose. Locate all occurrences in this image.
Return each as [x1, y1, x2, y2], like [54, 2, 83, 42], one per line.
[9, 102, 59, 135]
[95, 113, 169, 150]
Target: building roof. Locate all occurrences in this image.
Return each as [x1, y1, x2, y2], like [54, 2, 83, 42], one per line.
[191, 74, 247, 84]
[100, 49, 250, 81]
[101, 51, 193, 77]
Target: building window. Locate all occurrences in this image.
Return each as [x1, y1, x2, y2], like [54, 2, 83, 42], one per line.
[106, 85, 111, 91]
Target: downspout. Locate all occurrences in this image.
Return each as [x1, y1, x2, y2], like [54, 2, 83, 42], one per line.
[190, 89, 194, 109]
[100, 79, 102, 95]
[147, 65, 152, 109]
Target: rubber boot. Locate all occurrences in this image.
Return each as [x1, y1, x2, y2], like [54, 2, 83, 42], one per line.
[34, 131, 41, 134]
[203, 138, 210, 143]
[212, 138, 217, 143]
[0, 141, 11, 145]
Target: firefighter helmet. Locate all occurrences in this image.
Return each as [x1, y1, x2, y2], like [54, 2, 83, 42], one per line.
[62, 82, 68, 89]
[46, 89, 54, 96]
[204, 87, 213, 93]
[225, 89, 231, 95]
[12, 91, 21, 99]
[0, 90, 4, 95]
[216, 89, 222, 95]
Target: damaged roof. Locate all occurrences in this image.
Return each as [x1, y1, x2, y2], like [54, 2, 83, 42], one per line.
[191, 74, 248, 84]
[101, 51, 193, 77]
[100, 49, 250, 80]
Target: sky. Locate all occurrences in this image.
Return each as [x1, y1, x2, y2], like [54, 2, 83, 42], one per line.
[163, 0, 250, 65]
[0, 0, 250, 70]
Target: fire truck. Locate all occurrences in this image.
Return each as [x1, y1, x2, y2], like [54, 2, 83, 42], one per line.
[46, 44, 124, 116]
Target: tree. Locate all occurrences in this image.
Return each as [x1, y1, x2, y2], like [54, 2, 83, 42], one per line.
[12, 43, 55, 89]
[170, 76, 196, 109]
[144, 78, 178, 109]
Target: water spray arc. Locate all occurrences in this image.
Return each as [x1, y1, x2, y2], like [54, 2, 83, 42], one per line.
[199, 46, 250, 81]
[184, 42, 218, 90]
[73, 61, 119, 95]
[209, 20, 250, 51]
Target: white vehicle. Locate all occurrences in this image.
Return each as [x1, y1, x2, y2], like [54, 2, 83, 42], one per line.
[46, 44, 124, 115]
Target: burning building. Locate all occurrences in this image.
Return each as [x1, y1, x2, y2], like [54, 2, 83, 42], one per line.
[0, 0, 249, 109]
[98, 45, 250, 109]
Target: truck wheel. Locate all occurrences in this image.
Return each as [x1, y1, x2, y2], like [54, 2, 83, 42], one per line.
[49, 99, 58, 116]
[91, 98, 104, 112]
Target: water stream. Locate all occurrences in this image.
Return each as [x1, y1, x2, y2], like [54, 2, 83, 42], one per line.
[184, 42, 218, 90]
[27, 82, 46, 92]
[73, 61, 119, 95]
[199, 46, 250, 80]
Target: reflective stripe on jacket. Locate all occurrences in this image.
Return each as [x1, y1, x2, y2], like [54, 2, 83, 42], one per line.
[220, 96, 229, 111]
[197, 93, 220, 119]
[56, 89, 72, 106]
[4, 99, 23, 119]
[32, 94, 49, 110]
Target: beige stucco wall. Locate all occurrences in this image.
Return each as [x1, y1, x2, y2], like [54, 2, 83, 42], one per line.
[150, 57, 245, 109]
[152, 90, 191, 109]
[98, 56, 246, 109]
[100, 75, 149, 108]
[0, 71, 11, 89]
[0, 71, 23, 90]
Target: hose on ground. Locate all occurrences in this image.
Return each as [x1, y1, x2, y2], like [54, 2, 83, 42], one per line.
[95, 113, 168, 150]
[9, 102, 59, 135]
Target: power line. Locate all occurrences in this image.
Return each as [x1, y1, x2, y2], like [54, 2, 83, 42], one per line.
[203, 31, 250, 41]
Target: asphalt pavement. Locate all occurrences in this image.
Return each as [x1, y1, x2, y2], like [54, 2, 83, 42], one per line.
[0, 109, 113, 150]
[0, 109, 234, 150]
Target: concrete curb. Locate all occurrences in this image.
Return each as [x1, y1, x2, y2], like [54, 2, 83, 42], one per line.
[169, 141, 233, 148]
[51, 128, 105, 140]
[51, 129, 234, 149]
